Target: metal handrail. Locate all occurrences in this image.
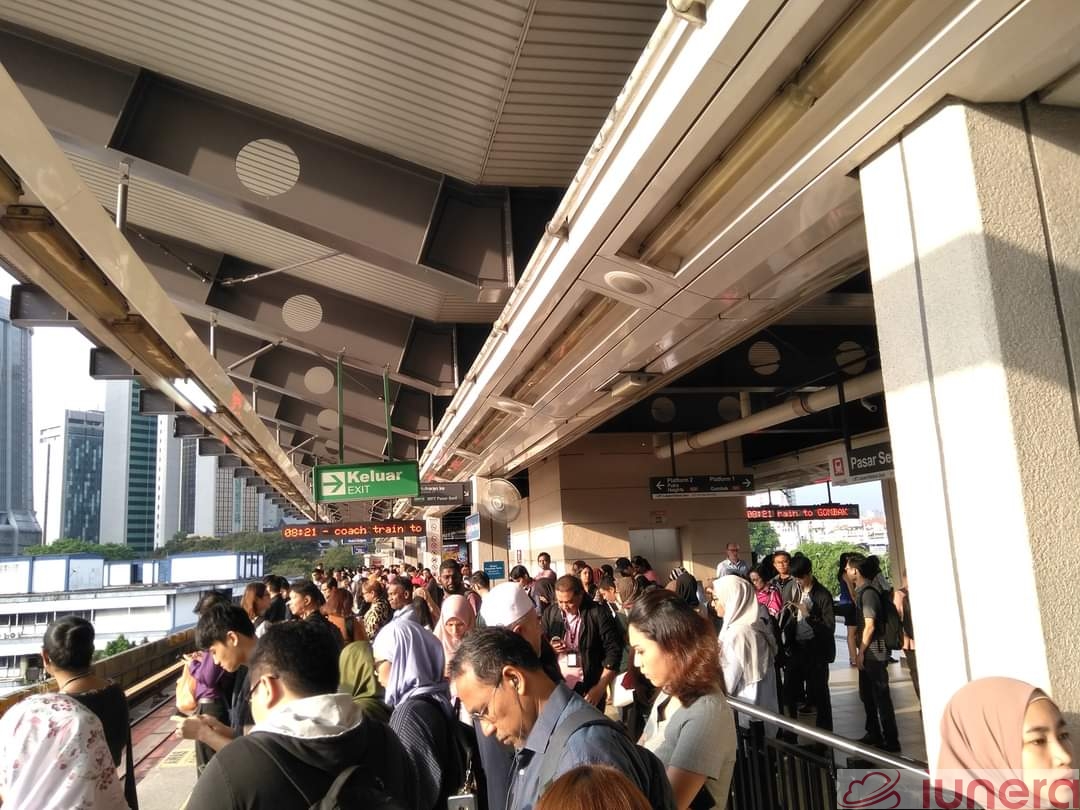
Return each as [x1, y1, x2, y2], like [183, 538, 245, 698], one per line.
[726, 696, 930, 777]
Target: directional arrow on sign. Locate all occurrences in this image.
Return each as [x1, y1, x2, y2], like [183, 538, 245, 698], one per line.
[323, 473, 344, 496]
[741, 478, 752, 489]
[655, 480, 666, 490]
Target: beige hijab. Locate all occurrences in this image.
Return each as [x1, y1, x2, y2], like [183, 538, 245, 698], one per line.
[714, 575, 775, 688]
[938, 677, 1042, 778]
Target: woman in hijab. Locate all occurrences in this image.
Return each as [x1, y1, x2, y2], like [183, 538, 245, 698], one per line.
[338, 639, 390, 724]
[939, 677, 1073, 809]
[670, 570, 709, 620]
[712, 576, 779, 721]
[372, 621, 465, 810]
[433, 595, 475, 678]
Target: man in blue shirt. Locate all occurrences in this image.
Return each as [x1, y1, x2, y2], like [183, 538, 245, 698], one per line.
[450, 627, 673, 810]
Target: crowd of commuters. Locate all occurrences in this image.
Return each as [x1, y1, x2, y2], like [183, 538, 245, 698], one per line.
[0, 549, 1071, 810]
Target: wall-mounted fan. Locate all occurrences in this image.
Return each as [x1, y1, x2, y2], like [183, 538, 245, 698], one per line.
[475, 477, 522, 523]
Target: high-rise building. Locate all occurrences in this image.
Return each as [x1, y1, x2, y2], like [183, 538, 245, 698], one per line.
[100, 380, 159, 554]
[153, 416, 182, 548]
[178, 438, 197, 536]
[0, 297, 40, 555]
[192, 455, 263, 537]
[40, 410, 104, 544]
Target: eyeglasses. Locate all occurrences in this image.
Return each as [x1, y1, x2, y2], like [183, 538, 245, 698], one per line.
[248, 673, 278, 701]
[469, 678, 502, 723]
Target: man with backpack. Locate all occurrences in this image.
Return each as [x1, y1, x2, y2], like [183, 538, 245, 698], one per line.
[846, 553, 901, 753]
[450, 626, 675, 810]
[186, 620, 414, 810]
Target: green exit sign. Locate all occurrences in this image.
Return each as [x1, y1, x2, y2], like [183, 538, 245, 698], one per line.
[314, 461, 420, 503]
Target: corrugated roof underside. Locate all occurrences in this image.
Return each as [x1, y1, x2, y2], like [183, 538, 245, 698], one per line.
[66, 153, 498, 323]
[0, 0, 662, 186]
[479, 0, 664, 186]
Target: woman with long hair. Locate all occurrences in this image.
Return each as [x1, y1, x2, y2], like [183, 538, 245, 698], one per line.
[323, 588, 366, 646]
[373, 621, 464, 810]
[629, 589, 736, 810]
[836, 552, 859, 666]
[240, 582, 271, 638]
[579, 564, 599, 599]
[712, 575, 779, 718]
[748, 565, 783, 619]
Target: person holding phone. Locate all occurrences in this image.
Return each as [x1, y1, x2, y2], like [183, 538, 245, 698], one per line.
[542, 576, 622, 708]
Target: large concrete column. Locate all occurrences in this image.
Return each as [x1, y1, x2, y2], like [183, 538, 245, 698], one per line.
[860, 100, 1080, 765]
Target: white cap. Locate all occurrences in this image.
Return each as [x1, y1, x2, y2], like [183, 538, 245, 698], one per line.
[479, 581, 535, 628]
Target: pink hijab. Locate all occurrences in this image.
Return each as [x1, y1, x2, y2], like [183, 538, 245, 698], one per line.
[938, 677, 1043, 778]
[433, 594, 475, 676]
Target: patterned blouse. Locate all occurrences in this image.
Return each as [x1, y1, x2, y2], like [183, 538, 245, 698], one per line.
[364, 597, 393, 641]
[0, 692, 128, 809]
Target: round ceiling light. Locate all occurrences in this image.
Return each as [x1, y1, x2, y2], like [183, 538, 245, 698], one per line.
[603, 270, 651, 297]
[650, 396, 676, 423]
[748, 340, 780, 376]
[317, 408, 338, 430]
[836, 340, 868, 375]
[717, 395, 742, 422]
[304, 366, 335, 395]
[282, 294, 323, 332]
[235, 138, 300, 197]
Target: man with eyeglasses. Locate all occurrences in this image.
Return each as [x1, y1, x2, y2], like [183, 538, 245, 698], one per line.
[186, 620, 413, 810]
[715, 542, 750, 579]
[451, 627, 674, 810]
[470, 582, 564, 810]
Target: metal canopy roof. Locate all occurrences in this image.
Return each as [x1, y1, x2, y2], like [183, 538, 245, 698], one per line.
[0, 0, 662, 186]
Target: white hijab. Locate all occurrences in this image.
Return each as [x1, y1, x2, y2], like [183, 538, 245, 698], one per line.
[714, 576, 776, 690]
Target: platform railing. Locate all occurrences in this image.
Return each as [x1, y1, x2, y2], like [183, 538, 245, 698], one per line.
[0, 628, 195, 717]
[726, 697, 930, 810]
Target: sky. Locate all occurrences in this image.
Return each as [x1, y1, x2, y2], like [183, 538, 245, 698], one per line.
[1, 268, 108, 523]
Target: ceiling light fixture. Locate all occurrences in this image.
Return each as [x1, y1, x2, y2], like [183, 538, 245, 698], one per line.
[173, 378, 219, 414]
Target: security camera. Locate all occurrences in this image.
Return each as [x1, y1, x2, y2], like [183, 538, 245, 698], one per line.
[859, 398, 878, 413]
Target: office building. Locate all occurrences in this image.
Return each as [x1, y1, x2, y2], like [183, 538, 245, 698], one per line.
[153, 416, 181, 547]
[100, 380, 158, 554]
[40, 410, 104, 544]
[177, 437, 197, 536]
[0, 297, 40, 555]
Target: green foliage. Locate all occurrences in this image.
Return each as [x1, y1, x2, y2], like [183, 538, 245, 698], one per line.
[795, 541, 868, 597]
[271, 556, 319, 577]
[160, 531, 320, 570]
[748, 523, 780, 558]
[104, 635, 134, 657]
[28, 539, 137, 561]
[319, 546, 357, 571]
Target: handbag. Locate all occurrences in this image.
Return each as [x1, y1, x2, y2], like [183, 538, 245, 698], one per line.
[175, 659, 197, 715]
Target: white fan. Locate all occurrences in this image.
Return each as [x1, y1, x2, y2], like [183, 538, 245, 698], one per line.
[475, 477, 522, 523]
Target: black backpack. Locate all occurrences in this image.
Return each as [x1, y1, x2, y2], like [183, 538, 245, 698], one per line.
[536, 708, 676, 810]
[869, 585, 904, 651]
[248, 731, 409, 810]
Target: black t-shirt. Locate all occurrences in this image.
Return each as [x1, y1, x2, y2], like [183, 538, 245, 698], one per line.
[230, 667, 252, 739]
[856, 585, 889, 662]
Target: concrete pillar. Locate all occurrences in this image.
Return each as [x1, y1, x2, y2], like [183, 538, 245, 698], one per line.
[880, 478, 905, 582]
[511, 434, 749, 584]
[860, 100, 1080, 765]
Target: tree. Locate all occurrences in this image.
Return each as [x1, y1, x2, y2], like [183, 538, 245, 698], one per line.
[28, 539, 136, 561]
[319, 545, 357, 571]
[104, 635, 134, 657]
[748, 523, 780, 558]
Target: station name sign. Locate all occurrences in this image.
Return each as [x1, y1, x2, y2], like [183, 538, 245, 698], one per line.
[411, 481, 472, 508]
[831, 442, 894, 484]
[650, 474, 755, 499]
[282, 521, 427, 542]
[746, 504, 860, 521]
